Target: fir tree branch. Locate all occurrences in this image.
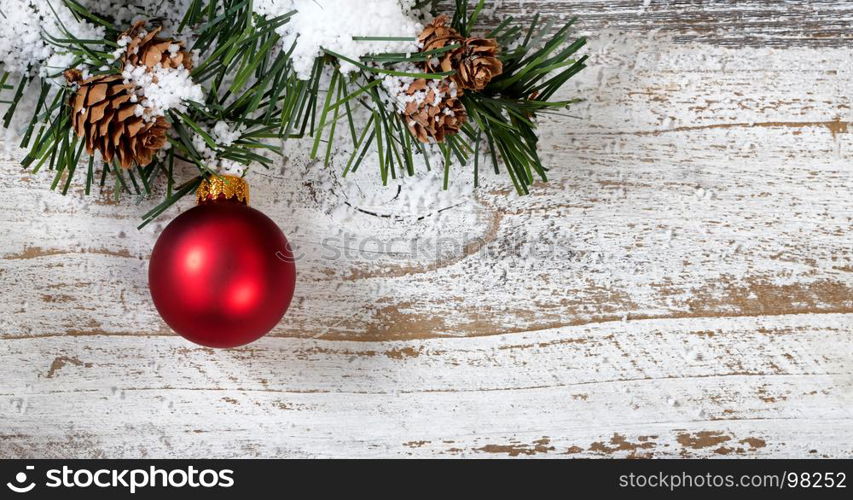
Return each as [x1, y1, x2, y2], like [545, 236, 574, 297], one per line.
[2, 0, 589, 225]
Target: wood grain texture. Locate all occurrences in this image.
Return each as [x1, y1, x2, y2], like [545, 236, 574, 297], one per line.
[0, 1, 851, 458]
[0, 314, 850, 457]
[470, 0, 853, 47]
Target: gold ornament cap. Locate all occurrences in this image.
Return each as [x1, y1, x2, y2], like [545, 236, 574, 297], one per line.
[196, 175, 250, 205]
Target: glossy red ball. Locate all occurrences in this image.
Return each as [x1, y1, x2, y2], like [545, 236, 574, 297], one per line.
[148, 199, 296, 348]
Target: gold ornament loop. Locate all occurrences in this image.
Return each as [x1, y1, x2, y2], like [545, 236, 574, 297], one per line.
[196, 175, 250, 205]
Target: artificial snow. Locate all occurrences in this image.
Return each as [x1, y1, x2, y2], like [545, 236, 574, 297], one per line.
[191, 121, 248, 175]
[121, 64, 204, 119]
[253, 0, 424, 79]
[0, 0, 200, 80]
[0, 0, 104, 76]
[76, 0, 196, 32]
[0, 0, 460, 178]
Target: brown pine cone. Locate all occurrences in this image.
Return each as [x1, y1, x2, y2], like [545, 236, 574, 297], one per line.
[453, 38, 503, 91]
[121, 21, 193, 71]
[402, 78, 467, 143]
[69, 74, 170, 168]
[418, 15, 464, 74]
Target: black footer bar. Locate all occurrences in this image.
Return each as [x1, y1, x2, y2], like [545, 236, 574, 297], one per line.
[0, 459, 849, 498]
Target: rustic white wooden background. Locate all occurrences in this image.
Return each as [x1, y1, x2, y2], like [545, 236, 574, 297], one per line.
[1, 0, 852, 458]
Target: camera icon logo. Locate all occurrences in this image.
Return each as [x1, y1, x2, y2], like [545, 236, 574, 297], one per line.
[6, 466, 36, 493]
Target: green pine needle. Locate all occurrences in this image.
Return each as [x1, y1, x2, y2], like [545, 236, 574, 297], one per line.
[3, 0, 588, 225]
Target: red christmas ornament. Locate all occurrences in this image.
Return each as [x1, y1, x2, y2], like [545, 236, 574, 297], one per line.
[148, 176, 296, 348]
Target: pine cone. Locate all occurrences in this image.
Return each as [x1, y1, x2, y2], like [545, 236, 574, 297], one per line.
[419, 15, 464, 74]
[453, 38, 503, 91]
[418, 16, 503, 91]
[402, 78, 467, 143]
[121, 21, 192, 71]
[69, 74, 169, 168]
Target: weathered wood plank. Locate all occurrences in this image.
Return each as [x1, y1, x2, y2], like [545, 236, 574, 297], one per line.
[0, 4, 851, 458]
[465, 0, 853, 48]
[1, 33, 849, 340]
[0, 314, 850, 457]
